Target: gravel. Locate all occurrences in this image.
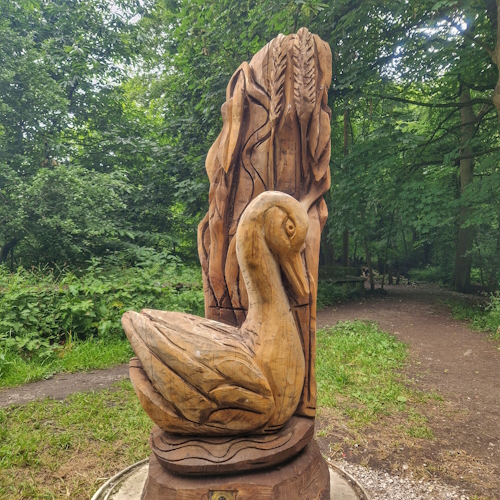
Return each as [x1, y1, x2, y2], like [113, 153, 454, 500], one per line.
[333, 460, 471, 500]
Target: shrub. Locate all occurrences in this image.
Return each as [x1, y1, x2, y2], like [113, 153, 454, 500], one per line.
[0, 259, 204, 362]
[451, 292, 500, 336]
[317, 281, 361, 310]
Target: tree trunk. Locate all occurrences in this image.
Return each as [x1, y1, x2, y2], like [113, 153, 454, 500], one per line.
[381, 212, 395, 291]
[452, 86, 475, 292]
[491, 0, 500, 118]
[364, 237, 375, 292]
[494, 205, 500, 292]
[342, 104, 349, 267]
[0, 238, 18, 263]
[402, 227, 408, 264]
[342, 229, 349, 267]
[321, 229, 335, 266]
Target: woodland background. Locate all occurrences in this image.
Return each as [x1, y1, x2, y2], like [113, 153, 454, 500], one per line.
[1, 0, 500, 363]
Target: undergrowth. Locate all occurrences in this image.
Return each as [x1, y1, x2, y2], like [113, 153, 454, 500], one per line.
[316, 281, 361, 310]
[450, 293, 500, 337]
[407, 265, 451, 284]
[0, 258, 204, 387]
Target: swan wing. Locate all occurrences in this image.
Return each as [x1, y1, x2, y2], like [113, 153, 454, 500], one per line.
[122, 310, 274, 429]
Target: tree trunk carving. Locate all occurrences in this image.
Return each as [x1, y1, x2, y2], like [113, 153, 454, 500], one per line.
[198, 28, 332, 418]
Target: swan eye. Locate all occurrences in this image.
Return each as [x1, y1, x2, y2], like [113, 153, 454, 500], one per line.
[285, 219, 295, 237]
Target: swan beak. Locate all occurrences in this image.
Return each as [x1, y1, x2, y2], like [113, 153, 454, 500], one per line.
[281, 251, 310, 297]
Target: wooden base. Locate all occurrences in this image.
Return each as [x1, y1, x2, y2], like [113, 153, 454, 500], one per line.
[150, 416, 314, 475]
[142, 440, 330, 500]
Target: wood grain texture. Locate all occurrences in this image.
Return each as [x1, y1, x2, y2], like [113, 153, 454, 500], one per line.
[141, 440, 330, 500]
[124, 192, 310, 435]
[198, 28, 332, 418]
[149, 415, 314, 475]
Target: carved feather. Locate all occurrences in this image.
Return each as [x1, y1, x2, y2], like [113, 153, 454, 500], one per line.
[293, 27, 316, 175]
[122, 309, 274, 430]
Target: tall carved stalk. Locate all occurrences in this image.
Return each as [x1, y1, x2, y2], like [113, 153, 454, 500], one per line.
[269, 34, 287, 190]
[198, 28, 332, 418]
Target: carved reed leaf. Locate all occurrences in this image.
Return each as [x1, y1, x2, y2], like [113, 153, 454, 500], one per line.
[293, 27, 316, 124]
[270, 34, 287, 127]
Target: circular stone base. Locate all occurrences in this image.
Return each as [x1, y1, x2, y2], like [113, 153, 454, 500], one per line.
[92, 445, 366, 500]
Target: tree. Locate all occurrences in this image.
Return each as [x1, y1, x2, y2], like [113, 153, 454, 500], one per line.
[0, 0, 148, 265]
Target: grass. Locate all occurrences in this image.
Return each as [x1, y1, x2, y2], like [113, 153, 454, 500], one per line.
[0, 380, 151, 500]
[0, 320, 436, 499]
[0, 337, 133, 389]
[316, 321, 435, 439]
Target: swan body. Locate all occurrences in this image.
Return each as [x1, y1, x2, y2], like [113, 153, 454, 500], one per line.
[122, 191, 310, 435]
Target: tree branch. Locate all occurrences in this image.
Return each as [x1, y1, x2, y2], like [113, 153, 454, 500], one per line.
[364, 93, 492, 108]
[410, 146, 500, 170]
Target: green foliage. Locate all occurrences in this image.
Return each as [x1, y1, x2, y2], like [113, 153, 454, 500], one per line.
[319, 0, 499, 290]
[316, 321, 415, 424]
[1, 0, 499, 290]
[0, 259, 204, 384]
[3, 165, 133, 264]
[407, 266, 452, 284]
[317, 281, 361, 310]
[451, 293, 500, 335]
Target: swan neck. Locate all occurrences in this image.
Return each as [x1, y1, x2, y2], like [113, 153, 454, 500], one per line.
[237, 222, 292, 328]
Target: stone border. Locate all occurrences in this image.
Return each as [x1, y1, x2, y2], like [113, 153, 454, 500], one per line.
[326, 459, 371, 500]
[91, 458, 149, 500]
[92, 458, 370, 500]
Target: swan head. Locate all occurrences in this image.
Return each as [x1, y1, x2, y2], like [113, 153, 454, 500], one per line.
[237, 191, 310, 297]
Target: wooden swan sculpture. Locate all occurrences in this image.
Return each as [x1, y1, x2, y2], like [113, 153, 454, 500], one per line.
[122, 191, 310, 435]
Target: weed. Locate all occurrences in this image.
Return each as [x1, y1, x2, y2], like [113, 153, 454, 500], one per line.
[0, 261, 204, 387]
[316, 281, 361, 310]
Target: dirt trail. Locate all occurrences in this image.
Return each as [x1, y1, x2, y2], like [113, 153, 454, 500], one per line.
[318, 284, 500, 420]
[0, 364, 129, 408]
[317, 283, 500, 499]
